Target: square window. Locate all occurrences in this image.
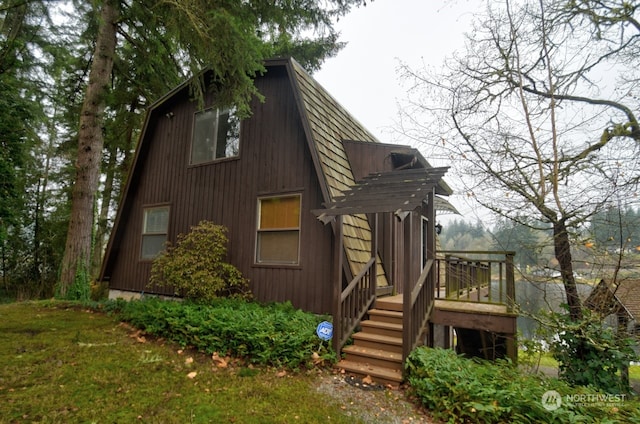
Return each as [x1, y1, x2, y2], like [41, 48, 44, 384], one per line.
[191, 107, 239, 165]
[256, 195, 301, 264]
[141, 206, 169, 260]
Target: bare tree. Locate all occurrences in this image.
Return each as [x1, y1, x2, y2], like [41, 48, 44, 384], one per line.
[399, 0, 640, 321]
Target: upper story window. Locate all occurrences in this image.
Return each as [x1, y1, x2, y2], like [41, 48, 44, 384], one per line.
[190, 107, 240, 165]
[141, 206, 170, 260]
[256, 194, 301, 265]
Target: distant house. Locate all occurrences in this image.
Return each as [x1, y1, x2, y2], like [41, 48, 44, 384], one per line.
[586, 279, 640, 336]
[100, 57, 515, 384]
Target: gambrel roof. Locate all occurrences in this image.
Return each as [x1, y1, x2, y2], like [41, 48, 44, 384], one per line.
[103, 57, 452, 289]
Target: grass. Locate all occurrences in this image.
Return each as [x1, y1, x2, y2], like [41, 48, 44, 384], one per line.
[537, 352, 559, 368]
[0, 302, 367, 423]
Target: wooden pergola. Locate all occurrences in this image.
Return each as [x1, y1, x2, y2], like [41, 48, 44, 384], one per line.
[313, 167, 450, 357]
[315, 167, 451, 221]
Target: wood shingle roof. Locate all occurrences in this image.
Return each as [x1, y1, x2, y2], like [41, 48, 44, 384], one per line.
[286, 58, 389, 284]
[586, 279, 640, 321]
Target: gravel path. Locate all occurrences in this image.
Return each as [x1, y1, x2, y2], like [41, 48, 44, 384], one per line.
[314, 372, 437, 424]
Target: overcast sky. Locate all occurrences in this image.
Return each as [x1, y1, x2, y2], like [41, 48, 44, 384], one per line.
[315, 0, 482, 141]
[314, 0, 484, 220]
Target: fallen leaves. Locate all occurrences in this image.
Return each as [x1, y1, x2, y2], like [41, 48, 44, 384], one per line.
[122, 324, 146, 343]
[311, 351, 325, 366]
[211, 352, 229, 368]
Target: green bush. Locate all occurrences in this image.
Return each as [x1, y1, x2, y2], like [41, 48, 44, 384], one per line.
[117, 298, 335, 369]
[543, 309, 638, 394]
[405, 347, 640, 424]
[149, 221, 251, 302]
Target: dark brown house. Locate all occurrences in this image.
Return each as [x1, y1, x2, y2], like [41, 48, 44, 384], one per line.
[101, 57, 451, 310]
[101, 57, 516, 384]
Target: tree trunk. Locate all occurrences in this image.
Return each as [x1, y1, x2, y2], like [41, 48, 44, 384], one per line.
[90, 148, 116, 279]
[553, 219, 583, 321]
[58, 0, 118, 298]
[91, 99, 140, 279]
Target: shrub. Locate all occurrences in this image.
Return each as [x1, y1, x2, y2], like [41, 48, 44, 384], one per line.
[541, 308, 638, 394]
[117, 298, 335, 369]
[405, 347, 640, 423]
[149, 221, 251, 302]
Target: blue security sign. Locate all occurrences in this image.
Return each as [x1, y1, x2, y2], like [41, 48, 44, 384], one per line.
[316, 321, 333, 341]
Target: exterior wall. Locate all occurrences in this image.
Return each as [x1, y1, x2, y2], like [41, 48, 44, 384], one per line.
[103, 65, 334, 314]
[343, 141, 415, 181]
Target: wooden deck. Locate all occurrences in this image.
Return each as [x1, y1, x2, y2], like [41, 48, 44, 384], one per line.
[378, 295, 517, 334]
[430, 299, 516, 334]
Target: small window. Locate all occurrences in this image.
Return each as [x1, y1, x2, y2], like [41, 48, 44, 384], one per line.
[190, 107, 240, 165]
[141, 206, 169, 260]
[256, 195, 301, 264]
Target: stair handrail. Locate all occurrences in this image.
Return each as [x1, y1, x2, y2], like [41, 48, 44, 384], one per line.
[333, 257, 377, 353]
[403, 258, 435, 361]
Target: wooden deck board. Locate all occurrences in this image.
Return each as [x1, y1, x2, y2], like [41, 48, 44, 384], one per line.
[433, 299, 511, 316]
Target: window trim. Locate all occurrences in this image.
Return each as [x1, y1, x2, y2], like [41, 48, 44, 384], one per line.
[255, 193, 302, 266]
[140, 204, 170, 261]
[189, 106, 240, 166]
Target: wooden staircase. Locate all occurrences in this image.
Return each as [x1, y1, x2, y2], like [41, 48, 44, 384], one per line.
[336, 296, 404, 386]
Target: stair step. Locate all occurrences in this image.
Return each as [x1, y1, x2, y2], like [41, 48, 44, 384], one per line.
[352, 332, 403, 353]
[368, 308, 403, 325]
[336, 359, 403, 386]
[375, 297, 403, 312]
[360, 319, 402, 338]
[342, 345, 403, 369]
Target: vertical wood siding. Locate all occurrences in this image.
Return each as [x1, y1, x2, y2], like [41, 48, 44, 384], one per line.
[104, 65, 334, 314]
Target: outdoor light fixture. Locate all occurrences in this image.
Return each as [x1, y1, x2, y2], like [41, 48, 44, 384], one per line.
[435, 222, 443, 235]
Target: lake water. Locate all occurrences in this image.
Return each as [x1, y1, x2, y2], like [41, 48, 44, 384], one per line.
[489, 280, 594, 339]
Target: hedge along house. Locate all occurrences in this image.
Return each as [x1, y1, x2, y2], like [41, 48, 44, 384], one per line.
[100, 57, 516, 384]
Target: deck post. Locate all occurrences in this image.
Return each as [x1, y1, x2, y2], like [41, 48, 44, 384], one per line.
[505, 253, 515, 313]
[426, 188, 435, 262]
[402, 212, 413, 361]
[332, 215, 344, 354]
[371, 213, 378, 298]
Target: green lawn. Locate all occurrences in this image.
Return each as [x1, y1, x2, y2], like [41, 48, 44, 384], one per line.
[0, 302, 366, 423]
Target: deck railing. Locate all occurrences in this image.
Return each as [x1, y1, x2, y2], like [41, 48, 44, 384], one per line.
[436, 250, 515, 311]
[333, 257, 377, 353]
[332, 250, 515, 356]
